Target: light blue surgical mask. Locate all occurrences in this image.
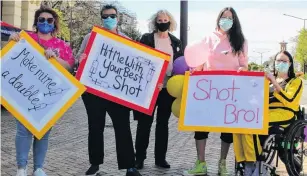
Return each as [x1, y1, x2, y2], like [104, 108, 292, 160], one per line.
[275, 62, 290, 73]
[219, 18, 233, 32]
[103, 17, 117, 30]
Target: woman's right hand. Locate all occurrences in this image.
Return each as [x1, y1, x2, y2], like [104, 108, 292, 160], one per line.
[189, 64, 203, 75]
[79, 53, 87, 62]
[9, 32, 20, 42]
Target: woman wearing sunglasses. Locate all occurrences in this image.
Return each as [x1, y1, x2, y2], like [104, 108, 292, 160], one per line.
[76, 4, 141, 176]
[9, 6, 74, 176]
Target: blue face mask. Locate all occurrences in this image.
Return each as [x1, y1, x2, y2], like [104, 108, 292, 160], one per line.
[219, 18, 233, 32]
[103, 17, 117, 30]
[275, 62, 290, 73]
[37, 21, 55, 34]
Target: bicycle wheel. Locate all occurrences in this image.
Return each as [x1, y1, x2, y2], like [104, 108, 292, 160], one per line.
[284, 120, 307, 176]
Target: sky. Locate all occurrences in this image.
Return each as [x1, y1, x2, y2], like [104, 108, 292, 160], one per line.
[115, 0, 307, 65]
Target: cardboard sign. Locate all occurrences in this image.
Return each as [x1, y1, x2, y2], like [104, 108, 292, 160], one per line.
[76, 26, 170, 115]
[0, 31, 86, 139]
[179, 71, 269, 135]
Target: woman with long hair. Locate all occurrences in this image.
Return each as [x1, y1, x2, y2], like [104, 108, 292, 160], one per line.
[184, 7, 248, 176]
[234, 50, 303, 175]
[9, 6, 74, 176]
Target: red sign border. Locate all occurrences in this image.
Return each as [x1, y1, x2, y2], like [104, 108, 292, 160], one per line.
[76, 26, 169, 115]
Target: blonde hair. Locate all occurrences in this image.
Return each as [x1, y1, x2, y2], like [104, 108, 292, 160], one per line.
[148, 10, 177, 32]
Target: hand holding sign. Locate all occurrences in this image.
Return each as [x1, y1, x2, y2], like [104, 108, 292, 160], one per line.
[45, 49, 58, 59]
[9, 32, 21, 42]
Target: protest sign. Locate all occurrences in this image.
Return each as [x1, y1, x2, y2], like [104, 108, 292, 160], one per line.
[76, 26, 170, 115]
[178, 71, 269, 135]
[1, 31, 86, 139]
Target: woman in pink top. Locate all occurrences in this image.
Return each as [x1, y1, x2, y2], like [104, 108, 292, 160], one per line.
[184, 7, 248, 176]
[9, 6, 74, 176]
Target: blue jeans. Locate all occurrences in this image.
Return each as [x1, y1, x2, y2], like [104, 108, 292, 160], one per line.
[15, 121, 51, 170]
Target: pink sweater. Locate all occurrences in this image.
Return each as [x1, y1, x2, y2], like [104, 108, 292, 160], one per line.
[202, 31, 248, 71]
[28, 32, 75, 67]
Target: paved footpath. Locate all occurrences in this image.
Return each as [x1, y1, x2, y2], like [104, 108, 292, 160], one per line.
[1, 80, 307, 176]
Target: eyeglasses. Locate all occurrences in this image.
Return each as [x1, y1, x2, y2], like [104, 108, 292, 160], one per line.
[38, 17, 54, 24]
[221, 17, 233, 20]
[275, 60, 289, 63]
[101, 14, 117, 19]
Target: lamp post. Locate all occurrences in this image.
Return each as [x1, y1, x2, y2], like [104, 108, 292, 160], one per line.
[283, 14, 307, 73]
[180, 0, 188, 50]
[253, 50, 270, 66]
[283, 14, 306, 29]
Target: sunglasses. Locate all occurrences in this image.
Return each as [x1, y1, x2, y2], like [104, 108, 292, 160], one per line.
[101, 14, 117, 19]
[38, 17, 54, 24]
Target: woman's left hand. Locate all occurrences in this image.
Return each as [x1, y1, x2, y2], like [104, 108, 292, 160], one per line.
[44, 49, 57, 60]
[265, 72, 275, 82]
[157, 83, 163, 91]
[237, 67, 247, 72]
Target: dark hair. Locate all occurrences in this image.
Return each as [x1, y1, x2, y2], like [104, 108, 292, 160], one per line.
[216, 7, 245, 56]
[101, 4, 118, 18]
[33, 6, 59, 36]
[273, 50, 296, 79]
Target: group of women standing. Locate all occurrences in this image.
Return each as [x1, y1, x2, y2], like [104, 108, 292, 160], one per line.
[8, 3, 303, 176]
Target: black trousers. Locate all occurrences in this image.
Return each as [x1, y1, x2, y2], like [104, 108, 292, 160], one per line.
[194, 132, 233, 144]
[82, 92, 135, 169]
[133, 88, 175, 162]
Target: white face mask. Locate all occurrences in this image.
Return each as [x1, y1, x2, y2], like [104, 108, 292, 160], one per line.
[219, 18, 233, 32]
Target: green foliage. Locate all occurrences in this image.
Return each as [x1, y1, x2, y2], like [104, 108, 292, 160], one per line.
[42, 0, 142, 54]
[120, 24, 142, 41]
[295, 29, 307, 67]
[248, 62, 263, 71]
[53, 8, 70, 41]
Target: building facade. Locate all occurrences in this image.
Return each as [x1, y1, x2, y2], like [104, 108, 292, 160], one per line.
[1, 1, 41, 47]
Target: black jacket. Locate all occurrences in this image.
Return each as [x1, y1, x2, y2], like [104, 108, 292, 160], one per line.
[139, 32, 183, 62]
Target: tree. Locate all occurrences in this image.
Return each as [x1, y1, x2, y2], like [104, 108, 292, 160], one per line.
[53, 8, 70, 41]
[248, 62, 260, 71]
[41, 0, 142, 54]
[295, 29, 307, 73]
[248, 62, 265, 71]
[41, 0, 102, 53]
[119, 17, 142, 41]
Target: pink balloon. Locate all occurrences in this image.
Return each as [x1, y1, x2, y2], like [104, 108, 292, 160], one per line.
[184, 40, 209, 68]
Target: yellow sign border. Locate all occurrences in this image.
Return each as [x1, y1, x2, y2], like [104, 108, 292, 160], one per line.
[0, 31, 86, 139]
[178, 72, 269, 135]
[92, 26, 170, 62]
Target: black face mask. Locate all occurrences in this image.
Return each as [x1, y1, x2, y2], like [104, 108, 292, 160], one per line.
[156, 22, 170, 32]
